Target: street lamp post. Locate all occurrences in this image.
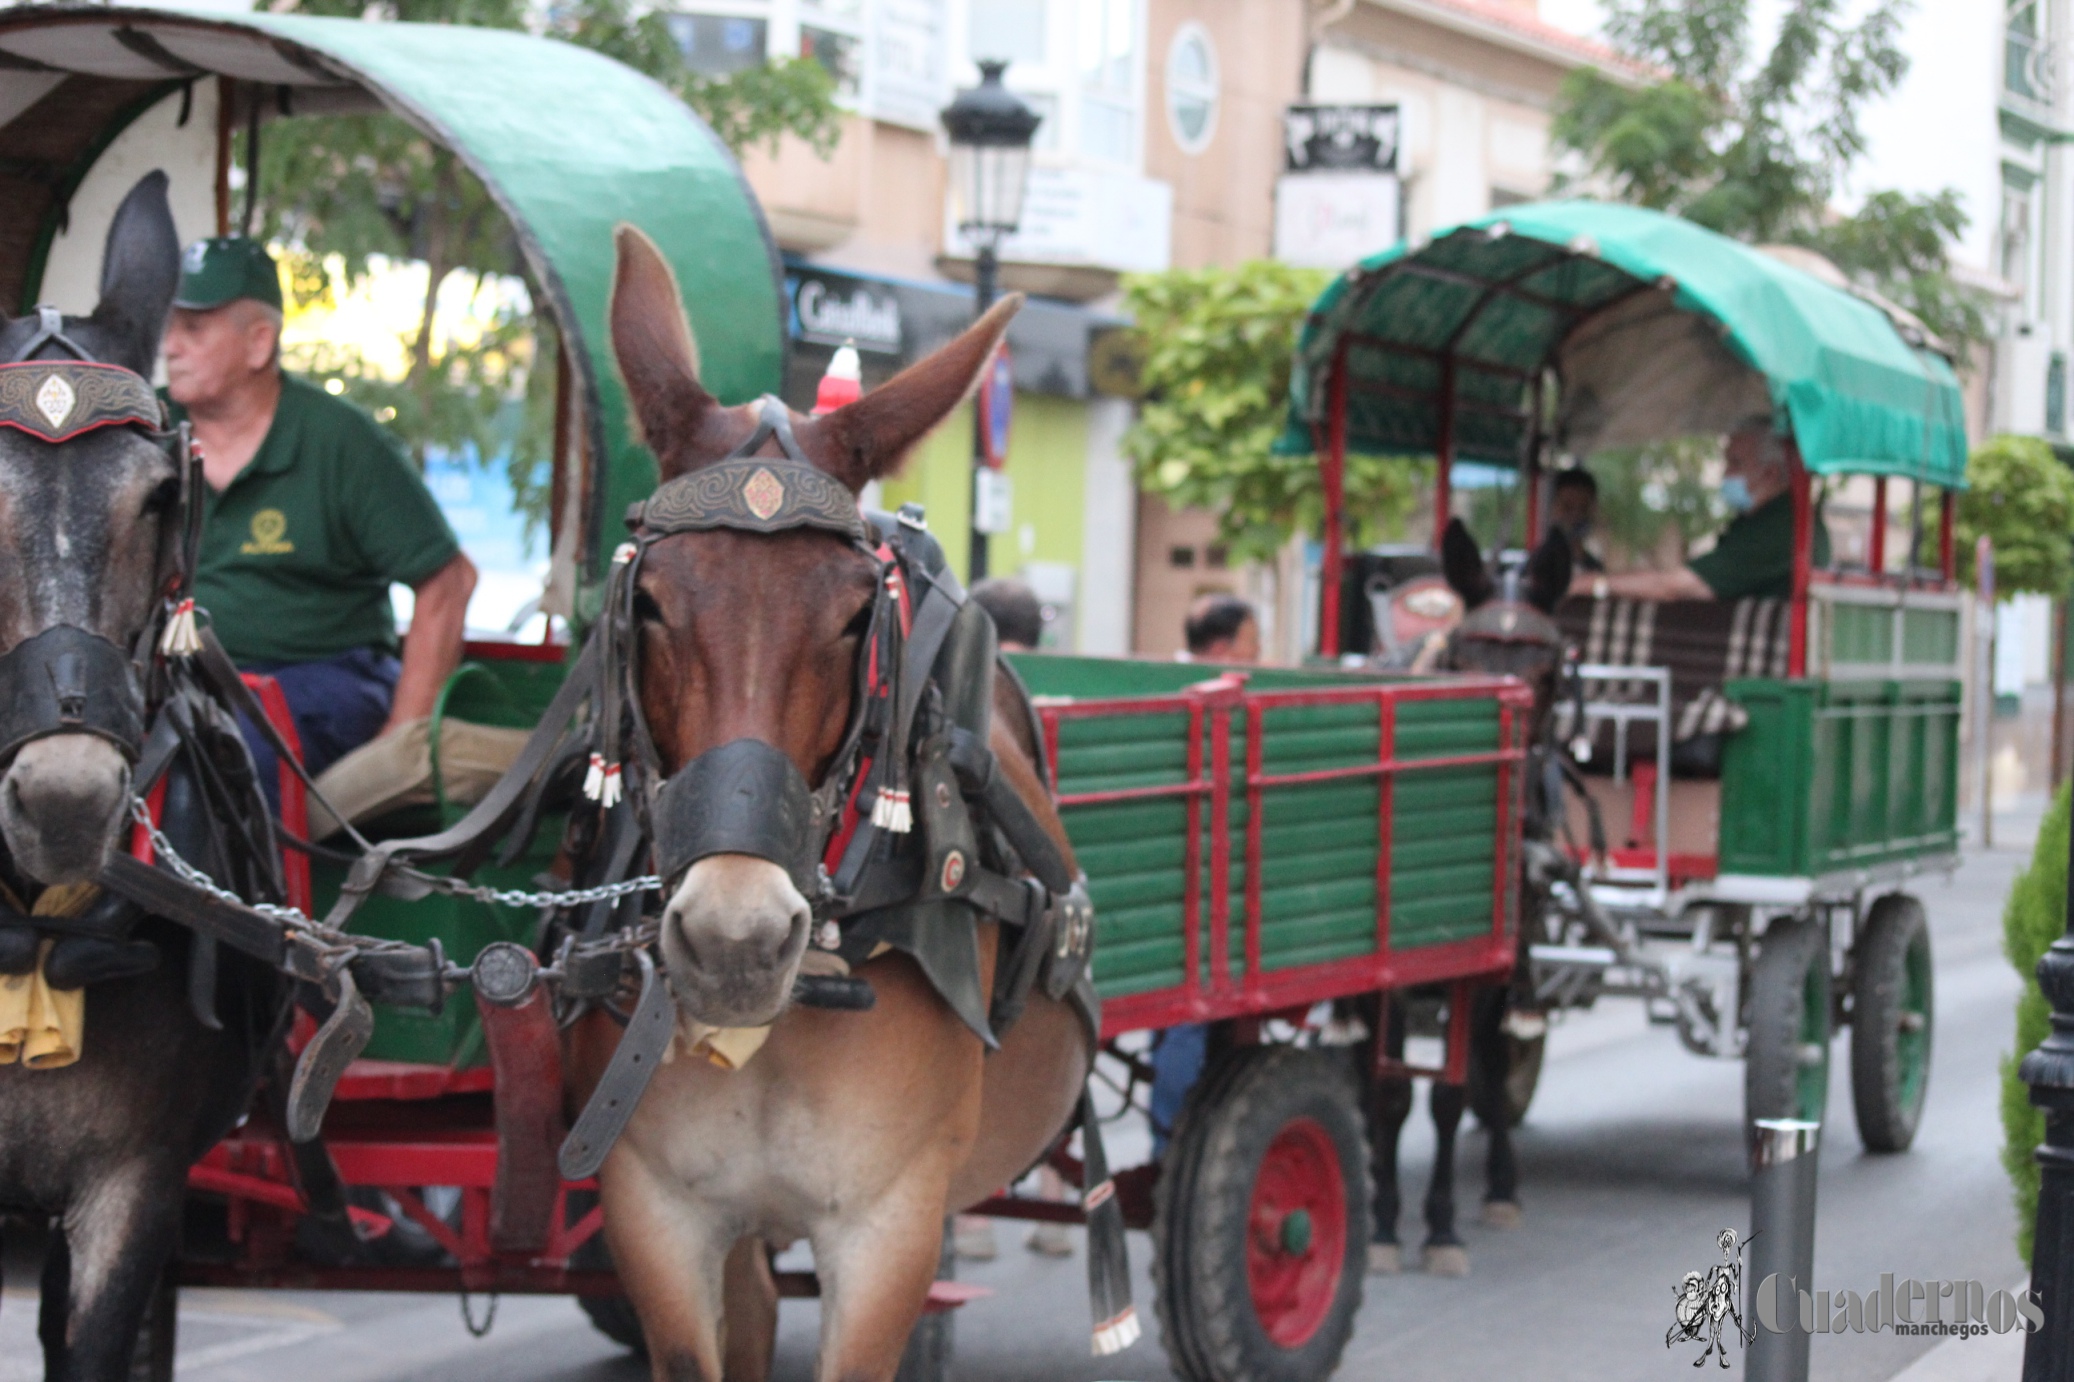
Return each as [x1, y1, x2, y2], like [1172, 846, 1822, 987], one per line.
[940, 59, 1039, 583]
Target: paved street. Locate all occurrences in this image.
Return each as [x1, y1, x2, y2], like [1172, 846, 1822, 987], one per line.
[0, 798, 2041, 1381]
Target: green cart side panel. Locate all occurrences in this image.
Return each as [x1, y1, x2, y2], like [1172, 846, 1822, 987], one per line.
[319, 655, 571, 1067]
[1901, 607, 1961, 665]
[1015, 654, 1508, 1003]
[1718, 677, 1960, 878]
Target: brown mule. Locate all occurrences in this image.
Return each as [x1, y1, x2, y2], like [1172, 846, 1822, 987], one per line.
[564, 227, 1092, 1382]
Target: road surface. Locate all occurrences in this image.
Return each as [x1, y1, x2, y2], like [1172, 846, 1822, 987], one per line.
[0, 799, 2041, 1381]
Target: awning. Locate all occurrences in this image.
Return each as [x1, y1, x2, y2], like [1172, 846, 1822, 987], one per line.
[1279, 200, 1969, 487]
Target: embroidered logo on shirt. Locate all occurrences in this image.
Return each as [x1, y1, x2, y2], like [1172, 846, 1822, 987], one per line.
[241, 508, 295, 555]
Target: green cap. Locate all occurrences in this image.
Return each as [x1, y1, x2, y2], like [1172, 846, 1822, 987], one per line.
[174, 236, 283, 312]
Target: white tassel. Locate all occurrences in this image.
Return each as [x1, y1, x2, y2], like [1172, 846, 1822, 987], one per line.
[1092, 1307, 1141, 1357]
[159, 598, 201, 659]
[583, 752, 612, 802]
[612, 541, 638, 566]
[598, 762, 623, 808]
[871, 787, 912, 833]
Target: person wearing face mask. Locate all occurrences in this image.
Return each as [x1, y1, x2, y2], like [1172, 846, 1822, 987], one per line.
[1568, 423, 1829, 601]
[1548, 467, 1604, 573]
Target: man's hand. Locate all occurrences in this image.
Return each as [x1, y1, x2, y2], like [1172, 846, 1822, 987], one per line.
[386, 552, 478, 734]
[1567, 565, 1716, 602]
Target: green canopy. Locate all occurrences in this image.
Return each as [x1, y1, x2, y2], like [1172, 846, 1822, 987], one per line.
[1279, 200, 1968, 487]
[0, 7, 786, 589]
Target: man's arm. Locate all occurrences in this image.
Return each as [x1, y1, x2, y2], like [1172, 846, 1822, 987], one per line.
[1566, 565, 1715, 602]
[385, 551, 478, 732]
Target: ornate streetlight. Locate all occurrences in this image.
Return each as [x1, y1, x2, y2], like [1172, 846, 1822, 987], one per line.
[941, 58, 1039, 581]
[2023, 838, 2074, 1378]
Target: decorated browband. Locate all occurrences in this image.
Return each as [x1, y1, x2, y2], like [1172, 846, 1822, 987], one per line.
[628, 455, 867, 542]
[0, 361, 165, 444]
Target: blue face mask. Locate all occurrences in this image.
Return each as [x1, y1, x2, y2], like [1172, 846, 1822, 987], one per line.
[1721, 476, 1755, 514]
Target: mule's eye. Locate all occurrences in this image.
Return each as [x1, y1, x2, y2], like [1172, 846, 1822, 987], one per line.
[142, 477, 181, 515]
[632, 589, 664, 624]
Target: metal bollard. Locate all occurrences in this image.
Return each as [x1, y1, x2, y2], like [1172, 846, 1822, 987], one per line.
[1747, 1118, 1821, 1382]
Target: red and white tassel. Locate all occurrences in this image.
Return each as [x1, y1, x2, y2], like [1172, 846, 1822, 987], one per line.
[1091, 1306, 1141, 1357]
[159, 598, 201, 659]
[871, 786, 912, 833]
[612, 541, 638, 566]
[583, 753, 623, 807]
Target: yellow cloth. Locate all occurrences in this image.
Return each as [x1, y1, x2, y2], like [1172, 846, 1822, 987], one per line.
[0, 884, 96, 1069]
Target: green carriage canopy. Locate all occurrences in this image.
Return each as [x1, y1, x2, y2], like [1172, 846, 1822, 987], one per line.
[1279, 200, 1969, 487]
[0, 6, 786, 587]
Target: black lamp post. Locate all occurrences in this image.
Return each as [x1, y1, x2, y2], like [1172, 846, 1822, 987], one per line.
[940, 58, 1039, 582]
[2023, 839, 2074, 1378]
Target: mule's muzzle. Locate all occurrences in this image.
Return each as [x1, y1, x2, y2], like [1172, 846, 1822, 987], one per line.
[652, 738, 818, 894]
[0, 624, 145, 764]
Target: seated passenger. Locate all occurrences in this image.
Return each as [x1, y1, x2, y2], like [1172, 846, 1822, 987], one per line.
[1548, 466, 1605, 573]
[162, 237, 477, 807]
[1567, 424, 1830, 603]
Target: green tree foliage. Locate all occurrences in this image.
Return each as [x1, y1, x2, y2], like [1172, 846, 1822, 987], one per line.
[256, 0, 839, 523]
[1555, 0, 1989, 357]
[1949, 435, 2074, 598]
[2003, 782, 2068, 1261]
[1120, 261, 1425, 563]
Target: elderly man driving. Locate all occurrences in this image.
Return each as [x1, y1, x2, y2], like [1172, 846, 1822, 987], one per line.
[162, 237, 476, 803]
[1568, 424, 1830, 603]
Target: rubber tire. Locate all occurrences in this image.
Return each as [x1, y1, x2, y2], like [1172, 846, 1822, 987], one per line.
[1850, 894, 1935, 1152]
[1745, 916, 1833, 1139]
[1469, 1030, 1545, 1130]
[577, 1292, 648, 1354]
[1152, 1046, 1370, 1382]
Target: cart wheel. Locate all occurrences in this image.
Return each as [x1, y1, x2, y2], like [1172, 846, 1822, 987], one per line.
[1850, 894, 1934, 1152]
[127, 1260, 177, 1382]
[893, 1220, 955, 1382]
[573, 1292, 644, 1353]
[1745, 916, 1832, 1136]
[1152, 1047, 1369, 1382]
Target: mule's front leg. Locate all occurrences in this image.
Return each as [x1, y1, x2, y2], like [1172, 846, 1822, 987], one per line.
[812, 1187, 953, 1382]
[49, 1158, 184, 1382]
[601, 1150, 733, 1382]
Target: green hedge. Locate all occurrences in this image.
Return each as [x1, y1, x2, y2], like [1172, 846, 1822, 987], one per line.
[2004, 784, 2070, 1261]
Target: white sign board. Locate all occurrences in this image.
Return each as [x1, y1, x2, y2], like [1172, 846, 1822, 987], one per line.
[974, 468, 1014, 535]
[949, 166, 1173, 275]
[1274, 172, 1401, 270]
[872, 0, 947, 129]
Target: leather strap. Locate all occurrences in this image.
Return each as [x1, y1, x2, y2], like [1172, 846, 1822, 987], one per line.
[286, 966, 374, 1143]
[559, 948, 676, 1180]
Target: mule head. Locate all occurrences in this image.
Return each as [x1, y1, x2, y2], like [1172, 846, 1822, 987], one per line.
[0, 173, 181, 885]
[609, 226, 1016, 1028]
[1439, 517, 1573, 734]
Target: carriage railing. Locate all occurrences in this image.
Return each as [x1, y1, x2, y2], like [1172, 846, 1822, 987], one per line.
[1574, 663, 1674, 906]
[1036, 672, 1531, 1039]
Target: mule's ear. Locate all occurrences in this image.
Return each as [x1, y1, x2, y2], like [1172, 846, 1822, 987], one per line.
[1439, 517, 1494, 610]
[810, 294, 1020, 490]
[1524, 525, 1574, 613]
[610, 225, 727, 477]
[89, 172, 179, 377]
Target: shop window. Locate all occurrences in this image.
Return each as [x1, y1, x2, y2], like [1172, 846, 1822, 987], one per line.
[1169, 545, 1196, 568]
[665, 11, 769, 76]
[1164, 22, 1216, 153]
[801, 24, 863, 98]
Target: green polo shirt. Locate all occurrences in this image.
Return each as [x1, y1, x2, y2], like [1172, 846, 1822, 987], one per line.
[1687, 493, 1831, 601]
[175, 375, 459, 664]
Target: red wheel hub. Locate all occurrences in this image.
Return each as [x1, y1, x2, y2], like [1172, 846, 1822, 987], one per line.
[1245, 1116, 1347, 1348]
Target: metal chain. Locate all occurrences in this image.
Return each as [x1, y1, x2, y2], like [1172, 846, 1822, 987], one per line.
[128, 797, 661, 925]
[424, 871, 662, 911]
